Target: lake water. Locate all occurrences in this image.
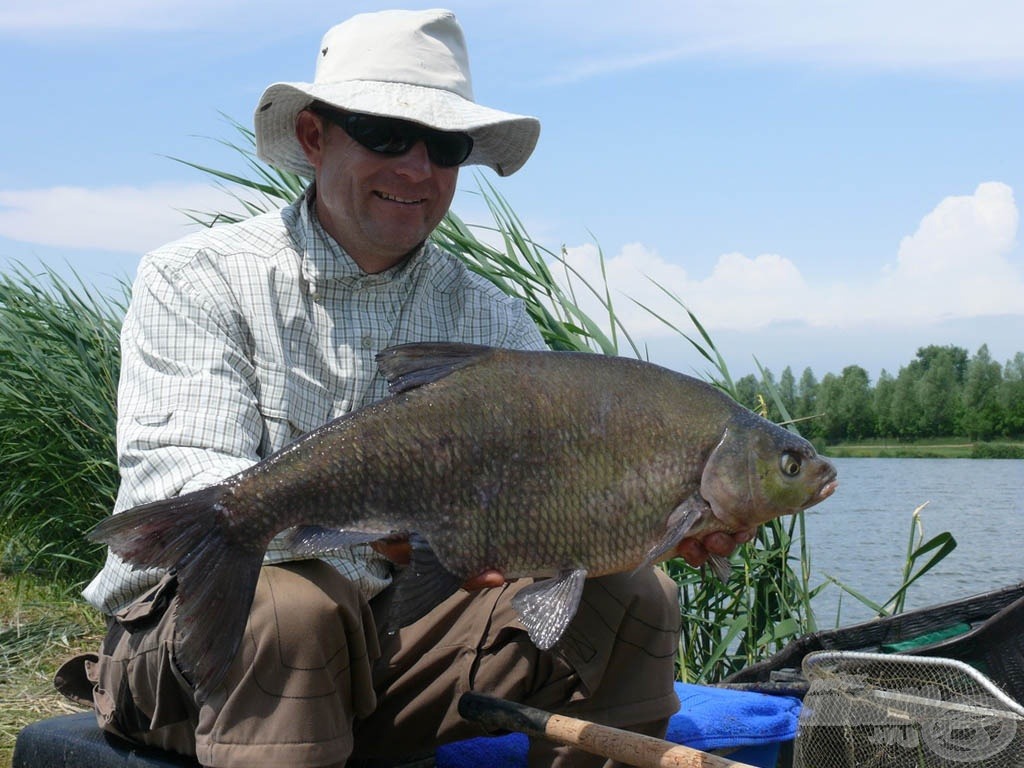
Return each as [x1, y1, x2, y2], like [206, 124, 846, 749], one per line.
[799, 457, 1024, 627]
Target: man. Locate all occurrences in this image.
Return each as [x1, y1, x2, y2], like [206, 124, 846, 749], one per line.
[71, 9, 750, 768]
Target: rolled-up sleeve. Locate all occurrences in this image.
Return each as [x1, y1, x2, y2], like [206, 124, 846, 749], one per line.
[113, 252, 263, 512]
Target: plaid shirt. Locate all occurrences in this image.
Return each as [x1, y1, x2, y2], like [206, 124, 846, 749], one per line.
[83, 186, 546, 614]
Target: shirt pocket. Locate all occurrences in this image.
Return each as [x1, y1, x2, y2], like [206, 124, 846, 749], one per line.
[254, 360, 333, 452]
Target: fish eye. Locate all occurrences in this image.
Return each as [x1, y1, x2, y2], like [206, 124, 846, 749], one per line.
[780, 452, 802, 477]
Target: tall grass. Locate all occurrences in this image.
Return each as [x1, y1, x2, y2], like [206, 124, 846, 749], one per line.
[0, 266, 125, 584]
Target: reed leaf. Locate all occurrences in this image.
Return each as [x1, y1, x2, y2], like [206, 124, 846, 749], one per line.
[823, 502, 957, 619]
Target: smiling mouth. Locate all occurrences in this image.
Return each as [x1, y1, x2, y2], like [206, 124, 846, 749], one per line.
[377, 191, 424, 205]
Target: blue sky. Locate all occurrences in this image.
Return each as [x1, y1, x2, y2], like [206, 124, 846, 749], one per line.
[2, 0, 1022, 380]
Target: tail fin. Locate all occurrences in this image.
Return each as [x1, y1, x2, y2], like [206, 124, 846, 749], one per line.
[89, 486, 264, 702]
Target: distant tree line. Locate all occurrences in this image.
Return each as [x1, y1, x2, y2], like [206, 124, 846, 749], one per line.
[734, 344, 1024, 443]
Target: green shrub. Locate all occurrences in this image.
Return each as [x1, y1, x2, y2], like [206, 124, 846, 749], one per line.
[971, 442, 1024, 459]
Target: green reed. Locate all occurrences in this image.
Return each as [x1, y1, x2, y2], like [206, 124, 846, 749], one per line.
[0, 266, 124, 584]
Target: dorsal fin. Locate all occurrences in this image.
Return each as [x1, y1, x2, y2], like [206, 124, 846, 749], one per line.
[376, 342, 497, 395]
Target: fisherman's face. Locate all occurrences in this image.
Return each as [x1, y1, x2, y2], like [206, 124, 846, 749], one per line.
[296, 109, 459, 274]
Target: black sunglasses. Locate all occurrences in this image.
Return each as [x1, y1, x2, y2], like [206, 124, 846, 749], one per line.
[310, 105, 474, 168]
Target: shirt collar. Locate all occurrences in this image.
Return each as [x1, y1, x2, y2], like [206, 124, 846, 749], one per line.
[295, 184, 423, 292]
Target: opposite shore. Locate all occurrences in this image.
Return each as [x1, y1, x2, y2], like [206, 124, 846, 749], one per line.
[822, 438, 1024, 459]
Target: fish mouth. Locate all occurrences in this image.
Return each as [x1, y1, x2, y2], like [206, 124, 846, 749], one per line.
[816, 479, 839, 502]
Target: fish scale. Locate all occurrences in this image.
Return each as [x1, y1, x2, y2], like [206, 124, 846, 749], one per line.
[389, 379, 681, 576]
[90, 342, 837, 702]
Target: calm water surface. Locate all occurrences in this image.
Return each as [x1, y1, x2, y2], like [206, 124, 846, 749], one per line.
[800, 457, 1024, 627]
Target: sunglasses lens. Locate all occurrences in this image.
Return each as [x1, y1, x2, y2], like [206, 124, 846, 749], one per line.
[345, 115, 415, 155]
[337, 112, 473, 167]
[426, 133, 474, 167]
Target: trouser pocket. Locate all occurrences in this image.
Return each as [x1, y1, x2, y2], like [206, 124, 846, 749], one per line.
[89, 573, 197, 741]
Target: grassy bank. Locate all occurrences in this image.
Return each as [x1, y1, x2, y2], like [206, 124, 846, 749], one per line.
[0, 574, 103, 767]
[824, 438, 1024, 459]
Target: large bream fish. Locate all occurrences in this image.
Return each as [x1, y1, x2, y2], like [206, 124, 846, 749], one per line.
[91, 343, 838, 701]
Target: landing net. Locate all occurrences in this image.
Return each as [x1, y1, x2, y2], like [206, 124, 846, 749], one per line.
[793, 651, 1024, 767]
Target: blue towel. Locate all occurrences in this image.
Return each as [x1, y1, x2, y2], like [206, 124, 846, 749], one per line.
[436, 682, 801, 768]
[667, 682, 801, 751]
[436, 732, 530, 768]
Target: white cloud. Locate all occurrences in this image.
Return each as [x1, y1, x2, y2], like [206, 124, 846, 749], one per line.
[896, 182, 1018, 278]
[559, 244, 814, 334]
[868, 182, 1023, 322]
[0, 184, 251, 254]
[554, 182, 1024, 340]
[521, 0, 1024, 81]
[7, 1, 1024, 77]
[0, 0, 246, 30]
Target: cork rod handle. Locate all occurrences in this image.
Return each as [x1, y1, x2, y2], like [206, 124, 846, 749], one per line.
[458, 692, 760, 768]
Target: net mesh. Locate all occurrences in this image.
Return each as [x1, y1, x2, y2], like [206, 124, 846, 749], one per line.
[793, 651, 1024, 768]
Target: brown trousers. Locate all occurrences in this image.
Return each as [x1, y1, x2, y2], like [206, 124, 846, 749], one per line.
[85, 561, 681, 768]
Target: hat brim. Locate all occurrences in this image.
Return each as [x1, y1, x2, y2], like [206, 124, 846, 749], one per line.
[255, 81, 540, 178]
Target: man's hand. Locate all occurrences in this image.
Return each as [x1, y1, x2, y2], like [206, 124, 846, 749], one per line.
[371, 537, 505, 591]
[371, 537, 412, 565]
[673, 528, 757, 568]
[459, 528, 760, 592]
[461, 570, 506, 591]
[375, 527, 758, 594]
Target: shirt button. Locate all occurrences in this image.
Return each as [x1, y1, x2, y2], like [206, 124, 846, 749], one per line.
[361, 334, 373, 349]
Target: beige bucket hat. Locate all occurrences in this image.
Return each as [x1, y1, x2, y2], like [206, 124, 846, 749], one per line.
[255, 8, 541, 178]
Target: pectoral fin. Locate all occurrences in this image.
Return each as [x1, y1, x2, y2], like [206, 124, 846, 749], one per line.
[706, 553, 733, 583]
[638, 494, 710, 569]
[639, 495, 734, 582]
[376, 343, 496, 394]
[511, 569, 588, 650]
